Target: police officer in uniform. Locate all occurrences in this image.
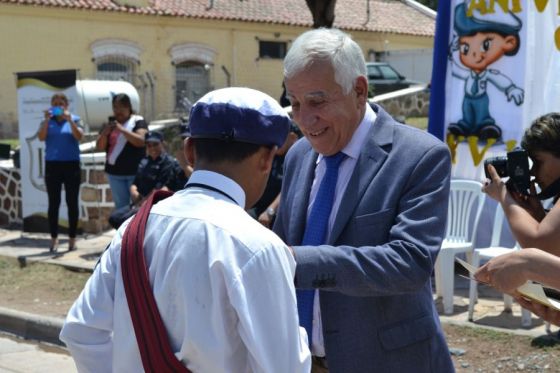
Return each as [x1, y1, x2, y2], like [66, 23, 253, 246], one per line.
[130, 130, 186, 205]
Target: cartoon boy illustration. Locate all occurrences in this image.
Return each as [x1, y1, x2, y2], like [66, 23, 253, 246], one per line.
[448, 1, 524, 140]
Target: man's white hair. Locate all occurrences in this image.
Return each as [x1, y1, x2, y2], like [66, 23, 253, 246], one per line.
[283, 28, 367, 95]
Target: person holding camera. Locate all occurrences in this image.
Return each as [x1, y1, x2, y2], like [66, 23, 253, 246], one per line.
[38, 93, 83, 252]
[96, 93, 148, 209]
[483, 113, 560, 256]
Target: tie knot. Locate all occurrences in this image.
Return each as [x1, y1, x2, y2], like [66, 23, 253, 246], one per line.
[324, 152, 345, 170]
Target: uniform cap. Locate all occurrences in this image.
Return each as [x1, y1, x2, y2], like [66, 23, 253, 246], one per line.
[189, 87, 291, 148]
[454, 2, 522, 37]
[145, 130, 163, 143]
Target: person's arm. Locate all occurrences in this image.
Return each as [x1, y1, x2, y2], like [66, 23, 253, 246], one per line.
[96, 122, 113, 151]
[475, 248, 560, 293]
[483, 165, 560, 256]
[115, 118, 147, 148]
[130, 184, 141, 206]
[63, 112, 84, 141]
[257, 194, 280, 228]
[59, 235, 120, 371]
[475, 248, 560, 326]
[38, 111, 50, 141]
[232, 244, 311, 373]
[279, 142, 451, 296]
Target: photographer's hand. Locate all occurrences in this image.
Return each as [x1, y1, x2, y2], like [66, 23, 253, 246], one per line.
[511, 182, 546, 221]
[482, 164, 508, 202]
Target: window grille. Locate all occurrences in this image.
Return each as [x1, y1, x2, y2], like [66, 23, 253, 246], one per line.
[175, 61, 210, 112]
[96, 56, 136, 84]
[259, 41, 287, 59]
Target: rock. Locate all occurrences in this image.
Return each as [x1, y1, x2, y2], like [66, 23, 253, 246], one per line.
[449, 347, 466, 356]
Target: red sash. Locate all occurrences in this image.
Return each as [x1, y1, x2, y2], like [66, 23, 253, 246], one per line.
[121, 189, 191, 372]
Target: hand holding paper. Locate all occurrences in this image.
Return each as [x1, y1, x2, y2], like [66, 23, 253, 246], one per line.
[456, 257, 560, 312]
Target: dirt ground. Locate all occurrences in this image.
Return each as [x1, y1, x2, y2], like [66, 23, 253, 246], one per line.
[0, 256, 559, 371]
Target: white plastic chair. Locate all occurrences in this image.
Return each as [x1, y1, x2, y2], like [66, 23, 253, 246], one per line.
[435, 179, 485, 315]
[467, 207, 532, 326]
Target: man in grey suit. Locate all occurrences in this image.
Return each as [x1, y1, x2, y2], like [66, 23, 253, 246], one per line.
[275, 28, 455, 372]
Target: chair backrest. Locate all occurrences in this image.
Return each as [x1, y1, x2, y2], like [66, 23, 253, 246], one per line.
[446, 179, 486, 244]
[488, 205, 521, 249]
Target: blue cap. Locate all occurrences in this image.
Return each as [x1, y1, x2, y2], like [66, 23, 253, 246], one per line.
[145, 130, 163, 143]
[189, 87, 291, 148]
[454, 2, 521, 37]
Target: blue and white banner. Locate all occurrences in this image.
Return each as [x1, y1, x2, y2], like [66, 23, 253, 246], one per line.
[429, 0, 560, 180]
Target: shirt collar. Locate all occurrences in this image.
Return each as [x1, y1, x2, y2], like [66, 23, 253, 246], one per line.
[317, 103, 376, 164]
[186, 170, 246, 208]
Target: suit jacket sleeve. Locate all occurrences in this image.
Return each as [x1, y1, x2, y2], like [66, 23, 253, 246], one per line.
[278, 141, 451, 297]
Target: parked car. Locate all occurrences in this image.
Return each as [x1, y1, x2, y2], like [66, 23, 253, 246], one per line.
[366, 62, 423, 97]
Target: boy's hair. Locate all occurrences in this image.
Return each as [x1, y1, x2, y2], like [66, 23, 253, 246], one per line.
[193, 138, 269, 163]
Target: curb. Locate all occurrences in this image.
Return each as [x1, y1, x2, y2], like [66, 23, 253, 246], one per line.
[0, 306, 64, 346]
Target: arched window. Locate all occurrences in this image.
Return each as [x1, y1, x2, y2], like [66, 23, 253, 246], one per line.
[96, 58, 136, 82]
[170, 43, 217, 113]
[175, 62, 210, 112]
[91, 39, 142, 84]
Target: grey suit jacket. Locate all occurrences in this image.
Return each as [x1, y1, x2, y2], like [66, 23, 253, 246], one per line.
[274, 104, 455, 372]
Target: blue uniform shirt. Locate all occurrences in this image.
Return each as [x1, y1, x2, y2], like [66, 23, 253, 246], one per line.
[44, 114, 82, 162]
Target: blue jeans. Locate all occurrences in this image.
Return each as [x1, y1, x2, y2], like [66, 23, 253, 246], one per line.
[107, 174, 136, 209]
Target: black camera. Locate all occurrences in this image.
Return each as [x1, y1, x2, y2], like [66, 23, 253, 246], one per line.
[484, 147, 531, 194]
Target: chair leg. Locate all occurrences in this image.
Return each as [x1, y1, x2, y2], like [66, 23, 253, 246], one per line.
[468, 251, 480, 322]
[503, 294, 513, 312]
[439, 251, 455, 315]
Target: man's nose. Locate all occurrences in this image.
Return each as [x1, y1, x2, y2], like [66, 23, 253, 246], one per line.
[298, 109, 317, 128]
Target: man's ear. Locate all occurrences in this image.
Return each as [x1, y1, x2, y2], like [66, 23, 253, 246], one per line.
[185, 137, 196, 167]
[504, 35, 518, 53]
[354, 76, 369, 105]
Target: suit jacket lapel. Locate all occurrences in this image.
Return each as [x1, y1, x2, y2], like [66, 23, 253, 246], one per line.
[329, 106, 395, 244]
[290, 147, 318, 244]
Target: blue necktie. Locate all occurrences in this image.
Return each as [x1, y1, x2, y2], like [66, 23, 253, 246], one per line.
[297, 151, 345, 347]
[471, 74, 480, 95]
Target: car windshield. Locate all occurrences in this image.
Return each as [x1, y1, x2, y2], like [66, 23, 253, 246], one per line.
[377, 65, 400, 79]
[367, 65, 382, 79]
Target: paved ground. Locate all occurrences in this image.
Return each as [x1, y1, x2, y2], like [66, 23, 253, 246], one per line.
[0, 332, 76, 373]
[0, 226, 557, 370]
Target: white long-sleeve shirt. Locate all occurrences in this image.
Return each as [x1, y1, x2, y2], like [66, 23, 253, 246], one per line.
[60, 170, 311, 373]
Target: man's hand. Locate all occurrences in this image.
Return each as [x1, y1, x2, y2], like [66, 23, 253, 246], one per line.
[258, 211, 273, 228]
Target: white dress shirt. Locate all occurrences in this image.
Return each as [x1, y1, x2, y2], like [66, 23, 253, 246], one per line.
[308, 105, 376, 357]
[60, 170, 311, 372]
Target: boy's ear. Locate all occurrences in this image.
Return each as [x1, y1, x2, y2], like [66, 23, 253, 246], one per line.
[185, 137, 196, 167]
[504, 35, 518, 53]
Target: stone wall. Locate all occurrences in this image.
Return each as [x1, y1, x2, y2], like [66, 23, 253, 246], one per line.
[79, 153, 114, 234]
[0, 153, 114, 233]
[373, 86, 430, 121]
[0, 162, 21, 226]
